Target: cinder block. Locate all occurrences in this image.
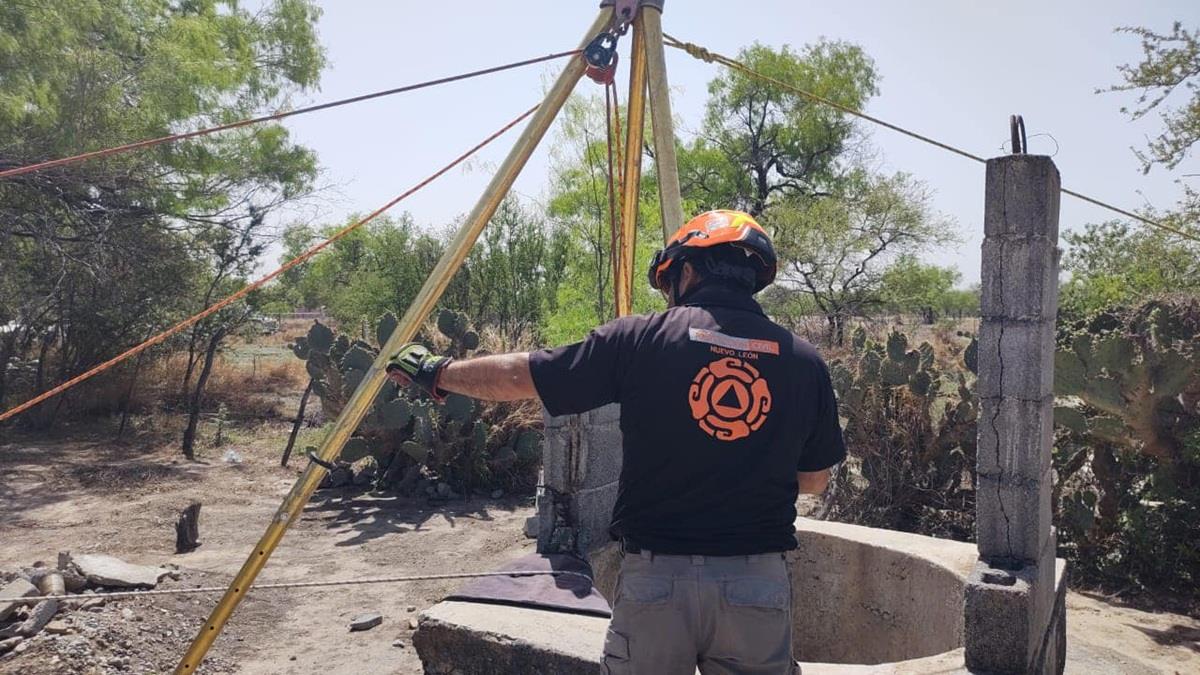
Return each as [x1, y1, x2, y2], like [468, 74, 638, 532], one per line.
[965, 549, 1061, 674]
[541, 409, 577, 491]
[984, 156, 1061, 240]
[578, 420, 623, 490]
[976, 321, 1056, 400]
[585, 403, 622, 426]
[976, 468, 1053, 563]
[965, 559, 1035, 673]
[571, 482, 619, 554]
[965, 558, 1049, 673]
[980, 239, 1059, 320]
[976, 396, 1054, 480]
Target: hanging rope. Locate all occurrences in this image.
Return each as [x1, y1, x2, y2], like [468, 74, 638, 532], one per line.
[0, 49, 580, 181]
[662, 34, 1200, 244]
[0, 105, 539, 424]
[0, 569, 594, 604]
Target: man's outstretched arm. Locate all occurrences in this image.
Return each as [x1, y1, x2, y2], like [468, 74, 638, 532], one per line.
[388, 351, 539, 402]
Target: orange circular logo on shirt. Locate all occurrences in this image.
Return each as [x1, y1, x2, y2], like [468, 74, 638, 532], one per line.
[688, 357, 772, 441]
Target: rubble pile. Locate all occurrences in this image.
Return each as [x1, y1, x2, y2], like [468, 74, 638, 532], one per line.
[0, 553, 238, 673]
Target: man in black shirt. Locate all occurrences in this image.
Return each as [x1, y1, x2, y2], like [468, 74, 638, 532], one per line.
[389, 210, 846, 674]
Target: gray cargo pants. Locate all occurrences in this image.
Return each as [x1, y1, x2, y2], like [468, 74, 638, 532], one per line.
[601, 549, 798, 675]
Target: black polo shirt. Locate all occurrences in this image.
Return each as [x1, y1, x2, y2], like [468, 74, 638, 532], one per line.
[528, 284, 846, 556]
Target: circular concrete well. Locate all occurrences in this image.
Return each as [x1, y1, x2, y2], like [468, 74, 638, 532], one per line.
[789, 518, 977, 665]
[415, 517, 981, 673]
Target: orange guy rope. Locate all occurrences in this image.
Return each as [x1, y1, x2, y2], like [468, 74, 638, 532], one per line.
[0, 50, 578, 180]
[0, 105, 540, 423]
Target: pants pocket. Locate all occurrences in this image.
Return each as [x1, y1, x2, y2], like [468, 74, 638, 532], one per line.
[618, 574, 673, 605]
[722, 577, 790, 611]
[601, 627, 631, 674]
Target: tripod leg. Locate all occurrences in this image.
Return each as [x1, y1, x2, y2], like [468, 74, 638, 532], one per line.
[172, 9, 613, 674]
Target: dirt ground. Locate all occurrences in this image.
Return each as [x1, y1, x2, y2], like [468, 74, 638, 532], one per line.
[2, 421, 1198, 674]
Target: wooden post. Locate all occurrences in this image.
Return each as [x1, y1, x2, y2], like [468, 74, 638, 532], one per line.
[175, 502, 202, 554]
[281, 378, 314, 467]
[615, 18, 648, 317]
[640, 4, 684, 241]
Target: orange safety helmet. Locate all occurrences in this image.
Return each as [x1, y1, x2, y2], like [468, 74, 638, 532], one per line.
[648, 210, 777, 294]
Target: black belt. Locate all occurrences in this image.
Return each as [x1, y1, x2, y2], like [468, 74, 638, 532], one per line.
[620, 537, 786, 559]
[620, 537, 644, 555]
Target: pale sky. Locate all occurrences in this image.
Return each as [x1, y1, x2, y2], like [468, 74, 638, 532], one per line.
[268, 0, 1198, 284]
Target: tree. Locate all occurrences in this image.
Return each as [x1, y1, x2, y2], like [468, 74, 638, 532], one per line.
[1060, 221, 1200, 318]
[880, 255, 962, 324]
[1107, 22, 1200, 230]
[0, 0, 325, 428]
[277, 214, 443, 328]
[277, 198, 569, 345]
[679, 41, 878, 216]
[771, 172, 958, 344]
[180, 211, 271, 459]
[543, 95, 666, 344]
[458, 198, 570, 341]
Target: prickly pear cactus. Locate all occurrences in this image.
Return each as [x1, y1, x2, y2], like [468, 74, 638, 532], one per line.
[1054, 297, 1200, 459]
[289, 310, 536, 492]
[437, 309, 481, 355]
[823, 329, 978, 536]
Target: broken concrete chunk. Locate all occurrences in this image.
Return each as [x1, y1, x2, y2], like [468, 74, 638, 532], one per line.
[0, 579, 38, 622]
[0, 599, 58, 638]
[36, 573, 65, 596]
[349, 612, 382, 632]
[0, 637, 22, 655]
[44, 620, 71, 635]
[73, 554, 167, 588]
[523, 515, 539, 539]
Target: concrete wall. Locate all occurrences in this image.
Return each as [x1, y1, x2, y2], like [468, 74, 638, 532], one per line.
[792, 519, 977, 664]
[415, 520, 1069, 673]
[537, 403, 623, 601]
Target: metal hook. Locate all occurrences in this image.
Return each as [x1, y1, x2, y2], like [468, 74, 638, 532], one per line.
[1009, 115, 1027, 155]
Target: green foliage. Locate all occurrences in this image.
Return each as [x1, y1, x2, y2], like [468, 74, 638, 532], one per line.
[680, 41, 878, 215]
[293, 311, 541, 492]
[1060, 221, 1200, 319]
[1103, 22, 1200, 270]
[277, 198, 567, 345]
[276, 215, 443, 326]
[824, 330, 978, 537]
[769, 173, 959, 343]
[1108, 22, 1200, 173]
[1053, 296, 1200, 601]
[0, 0, 324, 419]
[1054, 296, 1200, 459]
[879, 255, 969, 323]
[542, 95, 665, 344]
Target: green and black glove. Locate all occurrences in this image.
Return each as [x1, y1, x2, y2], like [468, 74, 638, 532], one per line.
[386, 343, 453, 401]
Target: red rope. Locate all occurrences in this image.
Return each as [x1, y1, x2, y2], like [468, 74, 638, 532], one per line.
[0, 50, 579, 180]
[0, 105, 539, 423]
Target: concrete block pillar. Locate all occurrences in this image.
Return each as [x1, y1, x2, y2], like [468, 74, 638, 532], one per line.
[536, 404, 623, 600]
[965, 155, 1065, 674]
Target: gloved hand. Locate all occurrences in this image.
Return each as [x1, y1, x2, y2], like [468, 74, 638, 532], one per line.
[386, 343, 453, 401]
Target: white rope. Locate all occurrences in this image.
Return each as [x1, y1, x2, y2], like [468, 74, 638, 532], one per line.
[0, 570, 593, 604]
